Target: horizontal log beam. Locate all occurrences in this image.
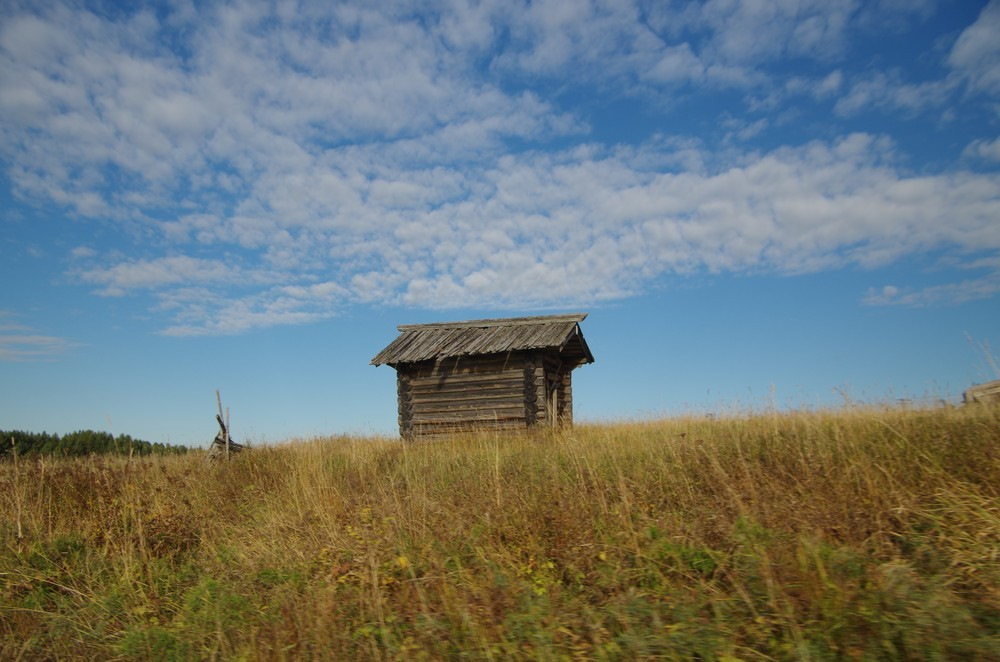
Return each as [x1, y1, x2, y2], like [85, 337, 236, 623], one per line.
[408, 389, 525, 404]
[409, 368, 522, 382]
[413, 406, 526, 417]
[410, 411, 528, 423]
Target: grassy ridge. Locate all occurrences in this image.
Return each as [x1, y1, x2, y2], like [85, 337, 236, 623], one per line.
[2, 406, 998, 659]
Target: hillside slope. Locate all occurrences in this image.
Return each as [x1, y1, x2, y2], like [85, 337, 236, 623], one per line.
[2, 406, 998, 659]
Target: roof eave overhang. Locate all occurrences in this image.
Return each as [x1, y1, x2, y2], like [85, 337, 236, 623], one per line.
[370, 313, 594, 367]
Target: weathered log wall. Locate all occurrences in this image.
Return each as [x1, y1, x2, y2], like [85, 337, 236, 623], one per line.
[396, 350, 575, 439]
[398, 352, 529, 439]
[558, 371, 572, 426]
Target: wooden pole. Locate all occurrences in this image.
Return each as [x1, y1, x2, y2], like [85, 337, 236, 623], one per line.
[216, 389, 228, 460]
[11, 437, 23, 541]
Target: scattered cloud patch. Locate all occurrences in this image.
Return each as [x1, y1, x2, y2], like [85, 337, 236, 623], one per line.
[964, 136, 1000, 161]
[864, 275, 1000, 306]
[835, 71, 957, 117]
[2, 1, 999, 335]
[157, 284, 345, 337]
[948, 0, 1000, 96]
[77, 255, 283, 297]
[0, 312, 77, 361]
[70, 246, 97, 259]
[56, 131, 999, 334]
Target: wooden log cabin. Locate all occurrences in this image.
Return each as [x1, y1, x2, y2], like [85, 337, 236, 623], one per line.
[371, 313, 594, 439]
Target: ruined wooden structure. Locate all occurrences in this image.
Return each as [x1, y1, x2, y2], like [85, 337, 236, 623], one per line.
[371, 313, 594, 439]
[207, 390, 244, 460]
[964, 379, 1000, 406]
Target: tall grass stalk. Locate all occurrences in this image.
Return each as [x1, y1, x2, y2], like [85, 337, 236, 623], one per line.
[1, 405, 998, 659]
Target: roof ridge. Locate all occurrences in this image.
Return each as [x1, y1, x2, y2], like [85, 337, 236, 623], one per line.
[397, 313, 587, 331]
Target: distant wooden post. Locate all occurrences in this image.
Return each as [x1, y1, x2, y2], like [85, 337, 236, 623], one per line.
[11, 437, 23, 540]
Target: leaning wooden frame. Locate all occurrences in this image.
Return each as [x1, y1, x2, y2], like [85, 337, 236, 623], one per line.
[207, 389, 245, 460]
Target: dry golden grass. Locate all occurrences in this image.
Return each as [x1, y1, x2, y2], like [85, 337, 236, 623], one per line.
[2, 405, 998, 659]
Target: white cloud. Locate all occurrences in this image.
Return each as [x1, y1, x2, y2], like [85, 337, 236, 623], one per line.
[817, 1, 1000, 118]
[77, 256, 284, 297]
[864, 276, 1000, 306]
[0, 312, 77, 361]
[0, 333, 75, 361]
[948, 0, 1000, 96]
[645, 43, 705, 84]
[157, 282, 349, 337]
[694, 0, 858, 63]
[70, 246, 97, 259]
[834, 71, 957, 116]
[863, 244, 1000, 307]
[963, 136, 1000, 161]
[814, 69, 844, 98]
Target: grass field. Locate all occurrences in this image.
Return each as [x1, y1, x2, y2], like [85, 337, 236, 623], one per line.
[2, 405, 998, 659]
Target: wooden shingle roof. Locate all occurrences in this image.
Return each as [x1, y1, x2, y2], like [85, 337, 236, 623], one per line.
[371, 313, 594, 366]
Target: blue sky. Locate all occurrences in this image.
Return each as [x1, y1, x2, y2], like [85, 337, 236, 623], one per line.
[2, 0, 999, 446]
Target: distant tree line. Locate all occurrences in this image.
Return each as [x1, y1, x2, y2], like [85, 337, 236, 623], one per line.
[1, 429, 191, 460]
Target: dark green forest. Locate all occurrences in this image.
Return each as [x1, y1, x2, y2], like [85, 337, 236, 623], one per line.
[1, 429, 190, 459]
